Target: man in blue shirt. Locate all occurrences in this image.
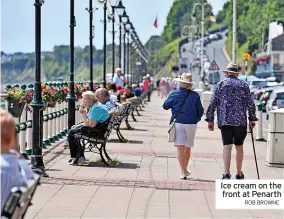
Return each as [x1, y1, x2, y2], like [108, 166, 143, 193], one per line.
[68, 91, 110, 165]
[112, 67, 124, 88]
[205, 63, 258, 180]
[95, 88, 117, 113]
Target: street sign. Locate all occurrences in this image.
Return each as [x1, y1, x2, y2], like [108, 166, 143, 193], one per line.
[209, 60, 219, 71]
[242, 53, 251, 61]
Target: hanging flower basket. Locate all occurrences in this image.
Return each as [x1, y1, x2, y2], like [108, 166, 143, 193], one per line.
[8, 100, 25, 118]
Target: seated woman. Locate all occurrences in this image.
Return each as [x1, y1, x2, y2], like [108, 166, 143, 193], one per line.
[68, 91, 109, 165]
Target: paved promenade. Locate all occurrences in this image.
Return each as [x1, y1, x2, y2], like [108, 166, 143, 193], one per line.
[27, 92, 283, 219]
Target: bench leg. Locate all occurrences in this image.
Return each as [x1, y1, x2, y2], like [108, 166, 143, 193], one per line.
[131, 112, 137, 122]
[116, 128, 127, 142]
[125, 119, 135, 130]
[99, 145, 109, 167]
[103, 143, 112, 161]
[139, 105, 143, 111]
[136, 108, 142, 116]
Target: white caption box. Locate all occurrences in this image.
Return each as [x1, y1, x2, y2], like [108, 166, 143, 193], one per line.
[216, 180, 284, 209]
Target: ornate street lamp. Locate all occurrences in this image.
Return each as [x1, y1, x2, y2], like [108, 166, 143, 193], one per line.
[109, 0, 118, 78]
[30, 0, 47, 176]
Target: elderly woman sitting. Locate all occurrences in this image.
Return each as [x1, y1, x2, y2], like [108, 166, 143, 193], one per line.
[163, 73, 204, 180]
[68, 91, 110, 165]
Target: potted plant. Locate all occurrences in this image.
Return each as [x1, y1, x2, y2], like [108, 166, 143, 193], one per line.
[5, 86, 33, 118]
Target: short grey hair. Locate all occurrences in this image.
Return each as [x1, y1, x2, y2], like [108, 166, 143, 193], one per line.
[82, 91, 96, 101]
[95, 88, 110, 98]
[179, 82, 193, 89]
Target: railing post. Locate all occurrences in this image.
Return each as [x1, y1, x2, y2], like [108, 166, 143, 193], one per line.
[26, 110, 33, 155]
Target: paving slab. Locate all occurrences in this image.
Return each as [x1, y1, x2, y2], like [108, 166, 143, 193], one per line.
[27, 92, 284, 219]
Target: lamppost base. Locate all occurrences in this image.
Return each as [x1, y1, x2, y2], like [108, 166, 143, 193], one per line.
[31, 156, 48, 177]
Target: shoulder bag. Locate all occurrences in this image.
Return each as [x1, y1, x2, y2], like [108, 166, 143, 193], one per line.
[168, 90, 191, 142]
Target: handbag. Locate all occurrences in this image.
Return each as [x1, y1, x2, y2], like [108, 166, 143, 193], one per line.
[168, 90, 191, 142]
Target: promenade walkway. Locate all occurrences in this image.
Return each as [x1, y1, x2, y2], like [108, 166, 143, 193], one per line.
[26, 92, 283, 219]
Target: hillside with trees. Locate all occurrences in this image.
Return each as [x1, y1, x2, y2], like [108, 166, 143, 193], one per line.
[213, 0, 284, 66]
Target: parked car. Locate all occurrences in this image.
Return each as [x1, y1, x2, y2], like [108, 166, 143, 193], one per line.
[257, 87, 275, 112]
[266, 87, 284, 113]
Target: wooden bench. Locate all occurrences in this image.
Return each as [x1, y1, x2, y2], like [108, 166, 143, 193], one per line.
[1, 173, 41, 219]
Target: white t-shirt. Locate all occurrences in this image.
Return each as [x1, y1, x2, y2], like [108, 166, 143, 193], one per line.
[113, 74, 124, 87]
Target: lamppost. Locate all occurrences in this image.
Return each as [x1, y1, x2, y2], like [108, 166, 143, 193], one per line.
[192, 0, 209, 91]
[115, 1, 125, 68]
[97, 0, 107, 88]
[109, 0, 118, 78]
[30, 0, 47, 176]
[125, 21, 132, 84]
[232, 0, 237, 63]
[85, 0, 97, 91]
[67, 0, 76, 133]
[121, 11, 129, 72]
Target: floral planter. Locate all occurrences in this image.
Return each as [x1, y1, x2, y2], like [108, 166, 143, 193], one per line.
[47, 102, 56, 108]
[8, 100, 25, 118]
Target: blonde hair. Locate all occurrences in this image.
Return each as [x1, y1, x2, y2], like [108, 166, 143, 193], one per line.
[179, 82, 193, 89]
[0, 108, 18, 152]
[82, 91, 97, 101]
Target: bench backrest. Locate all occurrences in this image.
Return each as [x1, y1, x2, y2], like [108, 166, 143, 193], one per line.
[1, 174, 41, 219]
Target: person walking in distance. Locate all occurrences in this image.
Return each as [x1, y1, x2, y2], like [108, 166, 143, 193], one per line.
[205, 63, 258, 180]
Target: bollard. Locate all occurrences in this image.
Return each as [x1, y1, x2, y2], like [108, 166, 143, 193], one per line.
[256, 103, 265, 141]
[202, 91, 213, 114]
[25, 110, 33, 155]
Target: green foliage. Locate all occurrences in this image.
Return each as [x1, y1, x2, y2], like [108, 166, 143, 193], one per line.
[2, 45, 120, 84]
[217, 0, 284, 65]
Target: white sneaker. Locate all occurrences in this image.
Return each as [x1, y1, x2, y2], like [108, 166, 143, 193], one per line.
[184, 170, 191, 177]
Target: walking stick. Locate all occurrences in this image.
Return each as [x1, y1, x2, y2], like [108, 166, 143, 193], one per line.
[250, 128, 260, 179]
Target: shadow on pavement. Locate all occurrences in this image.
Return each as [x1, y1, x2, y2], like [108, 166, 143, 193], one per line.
[84, 161, 139, 169]
[108, 139, 144, 144]
[119, 128, 148, 131]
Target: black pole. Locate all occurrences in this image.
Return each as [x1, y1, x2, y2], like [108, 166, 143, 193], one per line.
[119, 17, 122, 67]
[112, 7, 115, 78]
[67, 0, 76, 130]
[131, 47, 134, 84]
[127, 36, 130, 84]
[123, 32, 126, 84]
[103, 2, 107, 88]
[31, 0, 46, 175]
[88, 0, 94, 91]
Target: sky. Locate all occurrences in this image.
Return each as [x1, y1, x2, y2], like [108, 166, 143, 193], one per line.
[1, 0, 227, 54]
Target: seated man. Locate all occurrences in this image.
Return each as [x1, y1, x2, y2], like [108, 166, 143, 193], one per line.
[0, 109, 35, 212]
[68, 91, 109, 165]
[117, 85, 137, 103]
[95, 88, 117, 113]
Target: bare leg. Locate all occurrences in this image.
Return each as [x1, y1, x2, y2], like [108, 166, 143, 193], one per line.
[223, 144, 233, 174]
[235, 145, 244, 175]
[177, 146, 185, 174]
[184, 147, 191, 172]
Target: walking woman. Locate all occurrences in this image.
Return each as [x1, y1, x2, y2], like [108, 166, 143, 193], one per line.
[163, 73, 204, 179]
